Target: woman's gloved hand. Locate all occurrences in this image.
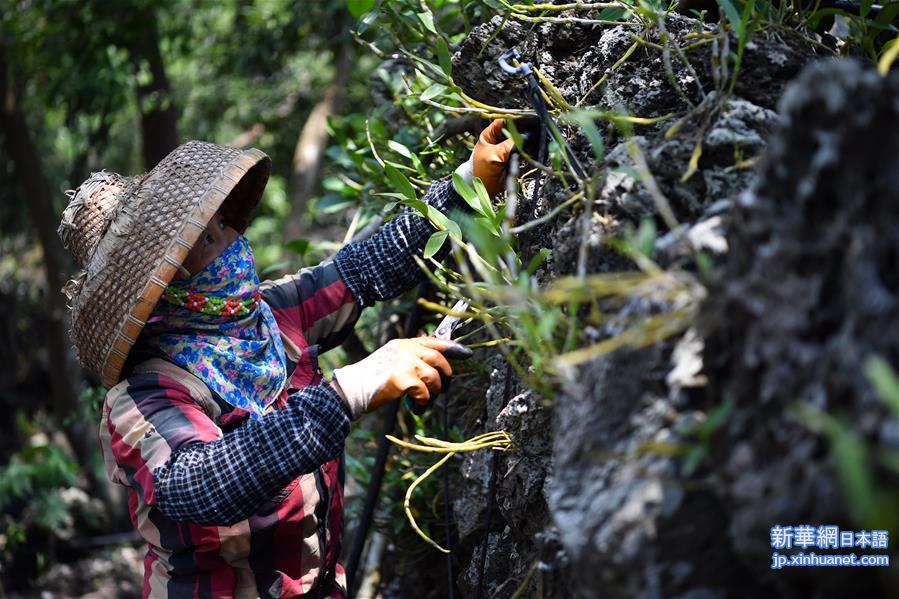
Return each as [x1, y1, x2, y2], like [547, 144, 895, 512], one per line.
[329, 337, 473, 419]
[454, 118, 516, 198]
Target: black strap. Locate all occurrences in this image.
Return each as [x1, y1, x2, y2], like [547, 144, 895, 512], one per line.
[345, 282, 430, 597]
[313, 467, 332, 599]
[442, 380, 455, 599]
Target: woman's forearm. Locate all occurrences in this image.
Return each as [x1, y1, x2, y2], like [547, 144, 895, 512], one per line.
[153, 380, 350, 526]
[333, 178, 469, 307]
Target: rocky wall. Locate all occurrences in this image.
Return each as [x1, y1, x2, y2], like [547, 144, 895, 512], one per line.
[441, 9, 892, 598]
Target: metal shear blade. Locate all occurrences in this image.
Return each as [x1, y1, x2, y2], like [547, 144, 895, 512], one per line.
[433, 299, 470, 340]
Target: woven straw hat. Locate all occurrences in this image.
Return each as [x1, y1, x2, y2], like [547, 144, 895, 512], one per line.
[57, 140, 271, 388]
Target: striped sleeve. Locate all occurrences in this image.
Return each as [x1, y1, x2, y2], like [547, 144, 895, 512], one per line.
[103, 373, 350, 526]
[153, 381, 350, 526]
[261, 259, 362, 352]
[332, 177, 468, 308]
[100, 372, 224, 506]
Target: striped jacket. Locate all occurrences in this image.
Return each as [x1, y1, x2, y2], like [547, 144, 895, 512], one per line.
[99, 179, 464, 598]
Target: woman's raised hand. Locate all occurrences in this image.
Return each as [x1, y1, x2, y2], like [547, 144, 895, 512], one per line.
[454, 118, 517, 199]
[473, 119, 516, 197]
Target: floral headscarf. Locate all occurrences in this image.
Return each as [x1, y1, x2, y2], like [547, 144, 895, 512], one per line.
[141, 235, 287, 418]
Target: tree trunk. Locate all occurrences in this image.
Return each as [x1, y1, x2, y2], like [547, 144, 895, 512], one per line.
[283, 39, 355, 242]
[0, 43, 116, 513]
[128, 9, 179, 170]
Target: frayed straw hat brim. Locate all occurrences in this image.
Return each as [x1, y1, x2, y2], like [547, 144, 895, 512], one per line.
[67, 141, 271, 388]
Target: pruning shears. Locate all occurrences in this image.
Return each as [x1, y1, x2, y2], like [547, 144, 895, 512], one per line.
[404, 299, 470, 413]
[433, 298, 470, 341]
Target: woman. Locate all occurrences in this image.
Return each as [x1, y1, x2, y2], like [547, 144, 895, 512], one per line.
[56, 120, 514, 598]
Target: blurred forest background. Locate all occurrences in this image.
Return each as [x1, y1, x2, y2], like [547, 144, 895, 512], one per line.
[0, 0, 496, 593]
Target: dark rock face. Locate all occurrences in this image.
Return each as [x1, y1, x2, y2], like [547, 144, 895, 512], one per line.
[449, 7, 899, 597]
[452, 358, 568, 598]
[447, 11, 843, 599]
[702, 59, 899, 596]
[453, 14, 811, 115]
[455, 14, 809, 281]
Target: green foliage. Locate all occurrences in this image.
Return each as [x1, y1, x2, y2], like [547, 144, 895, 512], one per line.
[795, 402, 886, 529]
[624, 218, 658, 259]
[561, 110, 606, 162]
[341, 1, 722, 402]
[347, 0, 377, 20]
[792, 356, 899, 530]
[0, 443, 81, 549]
[716, 0, 759, 90]
[679, 396, 734, 476]
[866, 356, 899, 420]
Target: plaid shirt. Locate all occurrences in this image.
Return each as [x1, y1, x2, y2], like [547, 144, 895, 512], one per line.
[99, 179, 463, 598]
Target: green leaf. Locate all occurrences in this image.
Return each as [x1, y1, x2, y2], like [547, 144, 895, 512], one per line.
[696, 397, 734, 440]
[504, 119, 526, 152]
[323, 176, 350, 194]
[260, 261, 292, 277]
[429, 208, 463, 240]
[402, 196, 462, 240]
[598, 7, 628, 20]
[435, 37, 453, 78]
[861, 0, 873, 18]
[865, 356, 899, 421]
[32, 491, 73, 531]
[316, 194, 356, 214]
[583, 120, 605, 161]
[384, 164, 417, 201]
[695, 251, 713, 279]
[471, 177, 496, 221]
[0, 457, 33, 506]
[474, 215, 498, 235]
[417, 11, 438, 34]
[794, 402, 879, 526]
[739, 0, 757, 41]
[879, 37, 899, 76]
[681, 445, 707, 476]
[356, 9, 378, 34]
[454, 212, 501, 267]
[383, 160, 416, 172]
[634, 218, 657, 258]
[30, 446, 77, 488]
[376, 192, 413, 201]
[715, 0, 742, 29]
[423, 230, 448, 258]
[565, 111, 605, 162]
[525, 248, 551, 275]
[830, 421, 878, 525]
[368, 118, 388, 140]
[402, 197, 430, 216]
[346, 0, 376, 19]
[421, 83, 447, 101]
[806, 7, 845, 31]
[452, 173, 483, 214]
[284, 239, 311, 257]
[873, 3, 899, 29]
[387, 140, 412, 159]
[610, 165, 641, 181]
[410, 153, 426, 176]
